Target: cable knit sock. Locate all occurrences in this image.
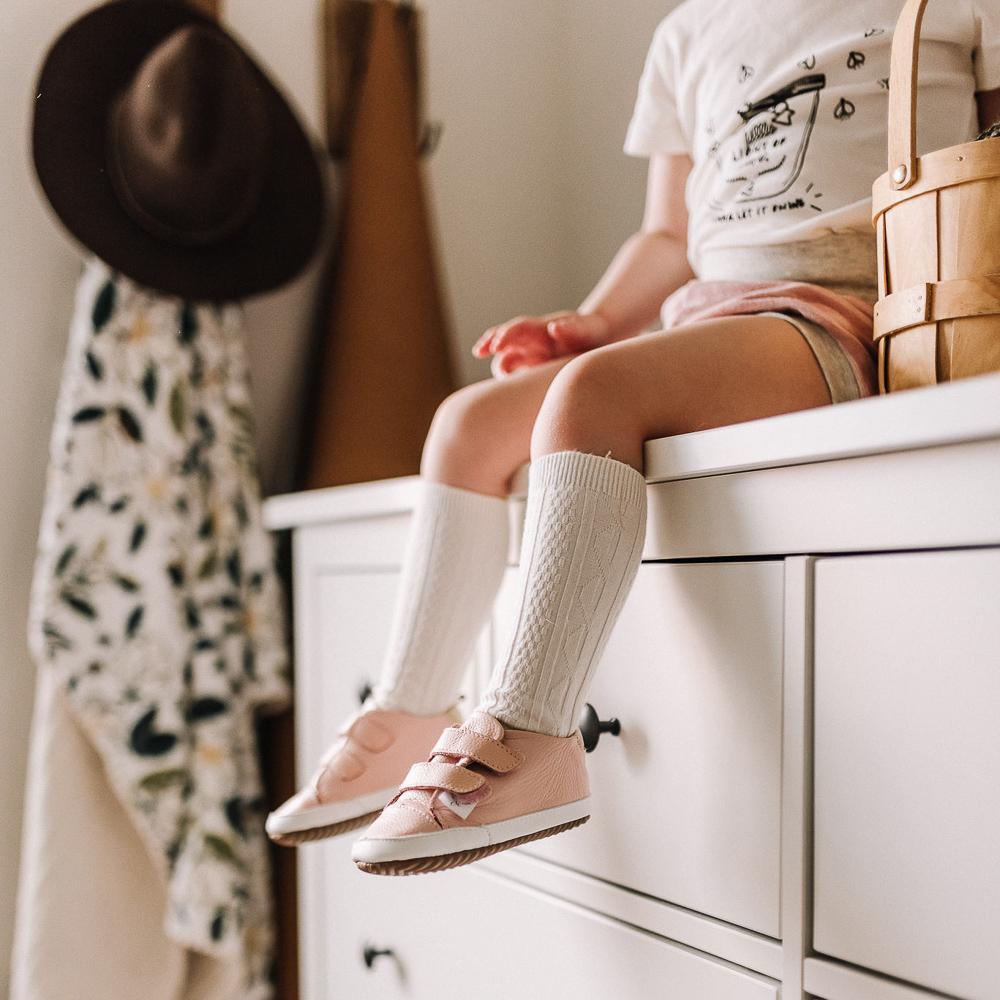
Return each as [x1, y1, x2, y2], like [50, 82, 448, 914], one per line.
[373, 479, 510, 715]
[479, 450, 647, 737]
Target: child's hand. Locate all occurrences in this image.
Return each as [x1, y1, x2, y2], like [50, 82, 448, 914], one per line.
[471, 311, 613, 377]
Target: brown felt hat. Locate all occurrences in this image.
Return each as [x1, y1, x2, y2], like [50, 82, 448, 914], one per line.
[32, 0, 326, 301]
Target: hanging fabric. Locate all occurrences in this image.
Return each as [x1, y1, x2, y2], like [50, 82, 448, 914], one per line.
[25, 258, 290, 998]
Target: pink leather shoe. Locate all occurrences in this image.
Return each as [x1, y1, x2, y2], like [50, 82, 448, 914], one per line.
[266, 701, 462, 846]
[351, 710, 590, 875]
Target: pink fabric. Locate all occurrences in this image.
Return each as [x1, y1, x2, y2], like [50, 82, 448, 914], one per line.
[660, 279, 879, 397]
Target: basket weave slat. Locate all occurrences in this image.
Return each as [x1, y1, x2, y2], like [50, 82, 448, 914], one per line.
[872, 0, 1000, 392]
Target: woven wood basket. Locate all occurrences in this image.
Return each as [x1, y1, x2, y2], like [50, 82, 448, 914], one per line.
[871, 0, 1000, 393]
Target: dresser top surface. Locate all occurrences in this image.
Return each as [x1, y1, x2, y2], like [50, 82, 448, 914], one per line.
[264, 370, 1000, 531]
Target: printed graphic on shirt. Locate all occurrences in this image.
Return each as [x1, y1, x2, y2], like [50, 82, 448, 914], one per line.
[709, 73, 826, 212]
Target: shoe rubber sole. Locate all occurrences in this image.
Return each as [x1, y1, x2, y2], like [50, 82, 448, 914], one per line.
[268, 809, 383, 847]
[354, 815, 589, 875]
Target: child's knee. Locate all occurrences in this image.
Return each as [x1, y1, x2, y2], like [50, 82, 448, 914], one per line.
[428, 379, 500, 446]
[541, 351, 618, 419]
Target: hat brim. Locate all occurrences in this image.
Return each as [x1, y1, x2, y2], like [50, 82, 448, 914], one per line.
[32, 0, 325, 302]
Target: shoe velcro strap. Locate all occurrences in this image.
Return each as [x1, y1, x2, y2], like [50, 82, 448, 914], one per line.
[431, 727, 522, 773]
[399, 761, 485, 794]
[347, 714, 393, 753]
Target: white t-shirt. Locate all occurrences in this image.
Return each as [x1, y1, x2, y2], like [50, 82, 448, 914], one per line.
[624, 0, 1000, 274]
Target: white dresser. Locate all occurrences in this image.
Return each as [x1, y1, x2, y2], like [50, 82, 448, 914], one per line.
[263, 371, 1000, 1000]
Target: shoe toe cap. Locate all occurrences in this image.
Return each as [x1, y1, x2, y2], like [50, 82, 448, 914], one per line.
[361, 796, 442, 840]
[265, 787, 321, 834]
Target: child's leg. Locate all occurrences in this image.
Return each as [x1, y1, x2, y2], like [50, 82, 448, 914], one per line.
[480, 312, 833, 735]
[353, 314, 832, 871]
[267, 353, 582, 842]
[372, 352, 582, 714]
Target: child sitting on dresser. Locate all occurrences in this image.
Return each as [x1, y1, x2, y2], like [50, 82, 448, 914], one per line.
[268, 0, 1000, 874]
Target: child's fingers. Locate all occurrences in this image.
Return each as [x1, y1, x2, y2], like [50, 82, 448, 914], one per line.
[491, 328, 549, 359]
[472, 320, 537, 358]
[474, 318, 529, 358]
[474, 312, 578, 360]
[491, 343, 552, 377]
[491, 318, 549, 354]
[547, 313, 610, 351]
[471, 326, 499, 358]
[491, 351, 523, 378]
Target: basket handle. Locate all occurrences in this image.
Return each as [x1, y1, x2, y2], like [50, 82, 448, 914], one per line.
[888, 0, 930, 191]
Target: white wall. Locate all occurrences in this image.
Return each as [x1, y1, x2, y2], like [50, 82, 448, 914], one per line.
[556, 1, 674, 306]
[0, 1, 674, 989]
[0, 5, 96, 992]
[421, 0, 565, 385]
[424, 1, 673, 385]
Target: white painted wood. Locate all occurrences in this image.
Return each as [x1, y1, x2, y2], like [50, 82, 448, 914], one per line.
[302, 569, 482, 742]
[271, 488, 526, 566]
[276, 373, 1000, 1000]
[264, 476, 423, 530]
[509, 439, 1000, 567]
[317, 837, 780, 1000]
[293, 516, 414, 568]
[277, 431, 1000, 571]
[780, 557, 816, 998]
[641, 438, 1000, 560]
[505, 372, 1000, 496]
[266, 371, 1000, 528]
[292, 542, 483, 1000]
[803, 957, 958, 1000]
[304, 572, 403, 762]
[291, 548, 403, 999]
[812, 549, 1000, 1000]
[479, 850, 784, 981]
[267, 390, 1000, 566]
[495, 561, 785, 937]
[641, 368, 1000, 483]
[290, 530, 326, 1000]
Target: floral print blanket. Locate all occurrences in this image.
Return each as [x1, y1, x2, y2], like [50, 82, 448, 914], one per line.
[29, 258, 290, 998]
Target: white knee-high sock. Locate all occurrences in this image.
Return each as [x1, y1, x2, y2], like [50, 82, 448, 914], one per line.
[479, 450, 647, 737]
[373, 479, 510, 715]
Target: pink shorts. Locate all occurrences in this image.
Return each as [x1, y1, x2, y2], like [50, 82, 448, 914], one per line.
[660, 279, 879, 402]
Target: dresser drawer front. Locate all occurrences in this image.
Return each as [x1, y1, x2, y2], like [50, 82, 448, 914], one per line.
[493, 560, 784, 937]
[297, 567, 482, 769]
[306, 839, 778, 1000]
[299, 571, 401, 763]
[813, 549, 1000, 999]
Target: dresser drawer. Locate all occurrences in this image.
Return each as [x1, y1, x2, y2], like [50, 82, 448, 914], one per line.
[296, 566, 482, 768]
[813, 549, 1000, 999]
[299, 570, 401, 763]
[492, 560, 785, 937]
[306, 838, 778, 1000]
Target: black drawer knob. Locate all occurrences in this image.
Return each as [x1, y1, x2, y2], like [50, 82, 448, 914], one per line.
[578, 703, 621, 753]
[362, 944, 395, 969]
[358, 680, 373, 706]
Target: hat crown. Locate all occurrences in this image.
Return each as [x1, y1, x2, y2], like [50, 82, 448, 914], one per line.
[108, 24, 270, 245]
[32, 0, 325, 300]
